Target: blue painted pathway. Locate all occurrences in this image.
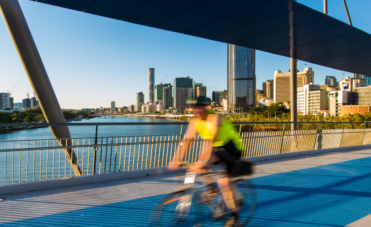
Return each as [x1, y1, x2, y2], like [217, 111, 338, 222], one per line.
[3, 157, 371, 226]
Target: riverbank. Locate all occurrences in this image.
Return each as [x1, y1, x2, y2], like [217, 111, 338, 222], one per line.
[122, 113, 192, 121]
[0, 116, 97, 133]
[0, 116, 187, 140]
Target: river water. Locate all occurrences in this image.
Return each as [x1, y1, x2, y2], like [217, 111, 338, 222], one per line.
[0, 116, 194, 185]
[0, 116, 186, 141]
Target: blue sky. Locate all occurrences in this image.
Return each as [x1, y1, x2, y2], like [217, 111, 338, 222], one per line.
[1, 0, 370, 109]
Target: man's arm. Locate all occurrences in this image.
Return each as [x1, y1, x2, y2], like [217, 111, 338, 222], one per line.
[189, 114, 222, 172]
[168, 120, 197, 169]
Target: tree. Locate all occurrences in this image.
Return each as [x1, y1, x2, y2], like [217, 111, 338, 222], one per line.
[0, 111, 12, 123]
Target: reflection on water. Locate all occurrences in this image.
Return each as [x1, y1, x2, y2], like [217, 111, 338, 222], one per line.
[0, 116, 191, 185]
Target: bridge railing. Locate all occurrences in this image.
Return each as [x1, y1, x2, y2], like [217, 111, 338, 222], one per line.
[0, 121, 370, 186]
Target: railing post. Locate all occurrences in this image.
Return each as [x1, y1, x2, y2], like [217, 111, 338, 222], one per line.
[179, 124, 184, 139]
[362, 122, 367, 145]
[314, 123, 322, 150]
[239, 124, 242, 135]
[279, 123, 286, 154]
[340, 123, 345, 147]
[92, 125, 98, 175]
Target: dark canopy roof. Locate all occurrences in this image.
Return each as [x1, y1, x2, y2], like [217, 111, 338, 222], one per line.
[34, 0, 371, 75]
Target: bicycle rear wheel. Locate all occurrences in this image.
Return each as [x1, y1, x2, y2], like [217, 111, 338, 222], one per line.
[233, 179, 257, 226]
[150, 189, 206, 227]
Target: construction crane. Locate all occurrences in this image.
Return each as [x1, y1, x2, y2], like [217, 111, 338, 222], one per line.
[162, 74, 168, 84]
[8, 83, 17, 95]
[27, 86, 31, 99]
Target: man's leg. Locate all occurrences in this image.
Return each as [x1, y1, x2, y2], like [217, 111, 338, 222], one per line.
[217, 177, 236, 211]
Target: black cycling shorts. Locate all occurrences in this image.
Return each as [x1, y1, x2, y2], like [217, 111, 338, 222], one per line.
[212, 140, 241, 176]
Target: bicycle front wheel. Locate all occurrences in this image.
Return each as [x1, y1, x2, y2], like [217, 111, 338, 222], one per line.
[234, 179, 257, 226]
[150, 189, 206, 227]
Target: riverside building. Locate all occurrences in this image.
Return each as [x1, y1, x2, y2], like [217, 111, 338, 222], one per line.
[0, 93, 10, 110]
[136, 92, 144, 112]
[196, 86, 206, 98]
[148, 68, 155, 104]
[212, 91, 220, 104]
[297, 84, 328, 115]
[173, 77, 193, 109]
[227, 44, 255, 112]
[111, 101, 115, 113]
[274, 67, 314, 103]
[162, 84, 173, 110]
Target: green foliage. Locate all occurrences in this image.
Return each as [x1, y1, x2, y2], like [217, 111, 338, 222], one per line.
[62, 110, 77, 120]
[0, 106, 77, 123]
[0, 111, 12, 123]
[180, 115, 187, 121]
[223, 110, 371, 130]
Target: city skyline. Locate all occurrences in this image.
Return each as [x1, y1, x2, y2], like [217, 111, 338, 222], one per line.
[1, 0, 370, 109]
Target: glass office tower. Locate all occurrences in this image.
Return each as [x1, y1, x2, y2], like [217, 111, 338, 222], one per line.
[227, 44, 255, 112]
[148, 68, 155, 104]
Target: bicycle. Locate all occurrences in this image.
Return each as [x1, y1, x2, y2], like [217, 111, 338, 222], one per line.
[150, 163, 257, 227]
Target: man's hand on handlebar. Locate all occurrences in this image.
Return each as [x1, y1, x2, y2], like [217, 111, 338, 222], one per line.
[188, 162, 207, 174]
[168, 160, 181, 170]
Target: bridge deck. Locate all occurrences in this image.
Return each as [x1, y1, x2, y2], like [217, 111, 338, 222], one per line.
[1, 148, 371, 226]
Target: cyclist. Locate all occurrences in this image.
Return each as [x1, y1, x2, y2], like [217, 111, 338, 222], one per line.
[168, 96, 244, 227]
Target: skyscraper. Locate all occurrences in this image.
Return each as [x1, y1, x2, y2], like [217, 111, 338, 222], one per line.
[111, 101, 115, 113]
[212, 91, 220, 104]
[274, 67, 314, 103]
[148, 68, 155, 104]
[30, 97, 39, 108]
[325, 76, 338, 87]
[265, 80, 274, 99]
[0, 93, 10, 110]
[22, 98, 31, 109]
[155, 83, 171, 102]
[196, 86, 207, 98]
[227, 44, 255, 112]
[192, 82, 202, 99]
[162, 85, 173, 110]
[219, 90, 227, 104]
[136, 92, 144, 112]
[173, 76, 193, 109]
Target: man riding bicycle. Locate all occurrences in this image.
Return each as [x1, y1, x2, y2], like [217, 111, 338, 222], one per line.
[168, 96, 245, 226]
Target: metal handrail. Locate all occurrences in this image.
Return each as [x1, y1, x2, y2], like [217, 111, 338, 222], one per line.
[0, 121, 369, 127]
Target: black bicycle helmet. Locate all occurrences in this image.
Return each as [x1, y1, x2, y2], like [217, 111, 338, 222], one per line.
[187, 96, 212, 106]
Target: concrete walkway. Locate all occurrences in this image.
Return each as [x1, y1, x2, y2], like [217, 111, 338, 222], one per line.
[1, 148, 371, 226]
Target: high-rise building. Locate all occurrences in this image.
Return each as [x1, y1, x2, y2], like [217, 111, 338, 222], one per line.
[174, 87, 192, 109]
[265, 80, 274, 99]
[255, 90, 264, 105]
[136, 92, 144, 112]
[351, 86, 371, 105]
[173, 77, 193, 109]
[196, 86, 207, 98]
[30, 97, 39, 108]
[274, 67, 314, 103]
[358, 75, 371, 86]
[148, 68, 155, 104]
[129, 105, 134, 112]
[22, 98, 31, 109]
[0, 93, 10, 110]
[297, 84, 328, 115]
[262, 82, 266, 97]
[155, 83, 171, 102]
[111, 101, 115, 113]
[227, 44, 255, 112]
[162, 85, 172, 110]
[325, 76, 338, 87]
[212, 91, 220, 104]
[9, 97, 13, 110]
[192, 82, 203, 99]
[328, 90, 348, 116]
[219, 90, 227, 104]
